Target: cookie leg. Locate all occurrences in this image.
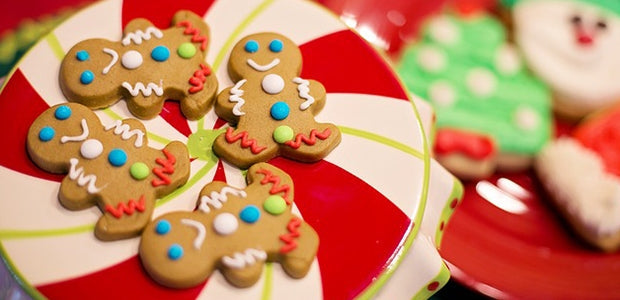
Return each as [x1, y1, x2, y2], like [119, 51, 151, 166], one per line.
[139, 212, 214, 288]
[279, 219, 319, 279]
[282, 123, 341, 162]
[181, 68, 218, 120]
[220, 254, 266, 287]
[124, 92, 166, 120]
[213, 129, 278, 169]
[95, 196, 155, 240]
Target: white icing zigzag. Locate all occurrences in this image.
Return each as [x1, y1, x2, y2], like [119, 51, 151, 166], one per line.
[68, 158, 105, 194]
[121, 27, 163, 46]
[221, 248, 267, 269]
[293, 77, 314, 110]
[181, 219, 206, 250]
[104, 120, 145, 147]
[122, 81, 164, 97]
[229, 79, 247, 116]
[61, 119, 89, 143]
[198, 186, 247, 213]
[102, 48, 118, 75]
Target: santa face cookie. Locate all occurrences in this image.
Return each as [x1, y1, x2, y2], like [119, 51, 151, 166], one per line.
[27, 103, 190, 240]
[59, 10, 217, 120]
[213, 32, 341, 169]
[139, 162, 318, 288]
[512, 0, 620, 118]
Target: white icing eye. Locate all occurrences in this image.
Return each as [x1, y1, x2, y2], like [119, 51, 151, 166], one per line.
[213, 213, 238, 235]
[80, 139, 104, 159]
[121, 50, 143, 69]
[262, 74, 285, 94]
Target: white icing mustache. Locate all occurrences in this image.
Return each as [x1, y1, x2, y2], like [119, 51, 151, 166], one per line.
[247, 58, 280, 72]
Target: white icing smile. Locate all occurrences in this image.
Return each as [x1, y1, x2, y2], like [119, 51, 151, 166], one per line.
[102, 48, 118, 75]
[181, 219, 206, 250]
[247, 58, 280, 72]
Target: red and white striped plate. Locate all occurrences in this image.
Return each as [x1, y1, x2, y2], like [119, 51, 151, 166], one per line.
[0, 0, 461, 298]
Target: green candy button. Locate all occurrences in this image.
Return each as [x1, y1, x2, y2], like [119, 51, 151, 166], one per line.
[263, 195, 287, 215]
[130, 162, 150, 180]
[177, 42, 196, 59]
[273, 125, 294, 143]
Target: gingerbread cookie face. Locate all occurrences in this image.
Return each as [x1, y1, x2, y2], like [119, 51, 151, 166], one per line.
[27, 103, 190, 240]
[59, 10, 218, 120]
[139, 162, 318, 288]
[213, 32, 341, 169]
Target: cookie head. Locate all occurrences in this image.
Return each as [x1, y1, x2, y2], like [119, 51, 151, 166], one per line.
[228, 32, 302, 82]
[27, 103, 103, 172]
[59, 39, 122, 108]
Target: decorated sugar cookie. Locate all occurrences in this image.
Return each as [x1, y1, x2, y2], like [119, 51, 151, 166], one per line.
[507, 0, 620, 119]
[139, 162, 318, 288]
[213, 32, 341, 169]
[397, 12, 552, 179]
[27, 103, 190, 240]
[59, 10, 217, 120]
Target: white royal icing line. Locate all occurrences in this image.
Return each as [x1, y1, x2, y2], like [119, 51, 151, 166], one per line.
[229, 79, 247, 116]
[181, 218, 207, 250]
[68, 158, 105, 194]
[121, 26, 163, 46]
[247, 58, 280, 72]
[293, 77, 314, 110]
[104, 120, 145, 147]
[61, 119, 89, 143]
[198, 186, 247, 213]
[221, 248, 267, 269]
[102, 48, 118, 75]
[122, 80, 164, 97]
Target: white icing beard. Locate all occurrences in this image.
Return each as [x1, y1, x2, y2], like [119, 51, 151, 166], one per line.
[514, 0, 620, 109]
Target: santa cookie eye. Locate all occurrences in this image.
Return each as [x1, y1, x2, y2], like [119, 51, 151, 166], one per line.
[244, 40, 259, 53]
[596, 19, 607, 30]
[570, 14, 582, 25]
[269, 39, 283, 52]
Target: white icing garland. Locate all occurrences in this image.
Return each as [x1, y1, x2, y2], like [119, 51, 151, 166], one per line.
[68, 158, 104, 194]
[102, 48, 118, 75]
[247, 58, 280, 72]
[221, 248, 267, 269]
[122, 81, 164, 97]
[61, 119, 89, 143]
[121, 27, 163, 46]
[104, 120, 145, 147]
[293, 77, 314, 110]
[198, 186, 247, 213]
[229, 79, 247, 116]
[181, 219, 206, 250]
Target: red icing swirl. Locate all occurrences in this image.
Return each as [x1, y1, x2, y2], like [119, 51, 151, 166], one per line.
[434, 128, 496, 160]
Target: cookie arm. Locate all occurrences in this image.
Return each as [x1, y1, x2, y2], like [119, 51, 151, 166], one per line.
[214, 86, 242, 124]
[303, 79, 326, 115]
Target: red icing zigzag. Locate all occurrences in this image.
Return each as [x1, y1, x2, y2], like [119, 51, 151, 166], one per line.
[285, 128, 332, 149]
[256, 168, 291, 204]
[152, 149, 176, 187]
[105, 195, 146, 218]
[188, 63, 212, 94]
[279, 217, 302, 253]
[225, 127, 267, 154]
[177, 20, 208, 51]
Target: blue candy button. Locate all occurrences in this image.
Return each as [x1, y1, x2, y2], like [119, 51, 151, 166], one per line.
[108, 148, 127, 167]
[76, 50, 89, 61]
[270, 101, 290, 120]
[269, 39, 283, 52]
[244, 40, 259, 53]
[239, 205, 260, 224]
[168, 244, 184, 260]
[156, 220, 171, 235]
[151, 45, 170, 62]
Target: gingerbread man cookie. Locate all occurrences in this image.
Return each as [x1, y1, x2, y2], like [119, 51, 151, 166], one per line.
[59, 10, 217, 120]
[27, 103, 190, 240]
[139, 162, 318, 288]
[213, 32, 341, 169]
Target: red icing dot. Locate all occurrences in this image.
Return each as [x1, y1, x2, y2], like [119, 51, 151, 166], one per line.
[427, 281, 440, 291]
